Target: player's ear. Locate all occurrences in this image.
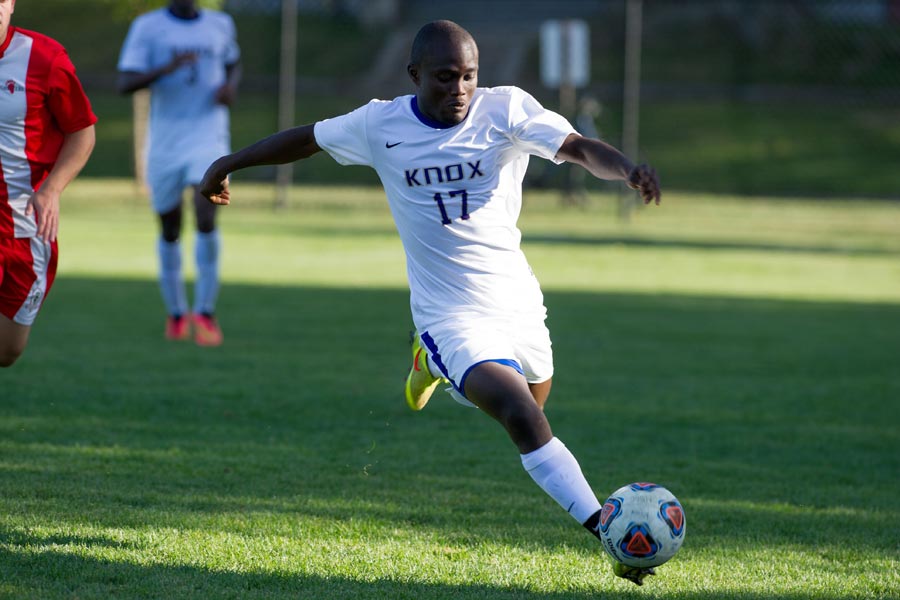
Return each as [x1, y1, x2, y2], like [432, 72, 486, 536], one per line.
[407, 64, 420, 86]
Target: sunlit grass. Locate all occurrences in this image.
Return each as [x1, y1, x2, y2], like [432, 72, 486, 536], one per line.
[1, 179, 898, 599]
[60, 179, 900, 301]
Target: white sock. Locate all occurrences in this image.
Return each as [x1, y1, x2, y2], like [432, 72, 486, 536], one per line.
[193, 230, 220, 315]
[521, 437, 602, 525]
[157, 237, 188, 316]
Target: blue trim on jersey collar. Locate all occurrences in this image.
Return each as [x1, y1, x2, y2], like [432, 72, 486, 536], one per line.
[411, 96, 463, 130]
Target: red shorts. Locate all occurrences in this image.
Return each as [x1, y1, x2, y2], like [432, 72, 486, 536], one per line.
[0, 237, 58, 326]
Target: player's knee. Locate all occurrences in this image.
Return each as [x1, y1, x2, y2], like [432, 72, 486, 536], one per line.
[503, 401, 547, 433]
[500, 402, 552, 453]
[195, 206, 217, 233]
[0, 348, 23, 367]
[485, 393, 546, 436]
[160, 219, 180, 240]
[159, 209, 182, 241]
[0, 331, 27, 367]
[196, 219, 216, 234]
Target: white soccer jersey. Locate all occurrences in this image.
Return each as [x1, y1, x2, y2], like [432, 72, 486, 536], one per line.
[314, 86, 576, 326]
[117, 8, 240, 162]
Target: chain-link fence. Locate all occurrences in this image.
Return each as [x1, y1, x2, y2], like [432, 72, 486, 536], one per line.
[13, 0, 900, 198]
[537, 0, 900, 197]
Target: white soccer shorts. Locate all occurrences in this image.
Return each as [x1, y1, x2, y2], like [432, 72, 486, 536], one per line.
[146, 150, 225, 214]
[418, 311, 554, 408]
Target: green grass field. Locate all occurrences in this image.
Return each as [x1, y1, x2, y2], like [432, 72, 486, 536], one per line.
[2, 180, 899, 599]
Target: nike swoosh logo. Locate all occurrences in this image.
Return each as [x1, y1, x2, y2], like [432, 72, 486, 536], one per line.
[385, 141, 404, 148]
[413, 349, 423, 372]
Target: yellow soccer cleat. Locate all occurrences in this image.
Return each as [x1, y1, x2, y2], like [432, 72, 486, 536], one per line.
[612, 559, 656, 586]
[405, 331, 444, 410]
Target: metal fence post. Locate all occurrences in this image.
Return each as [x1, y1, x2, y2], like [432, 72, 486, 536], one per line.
[275, 0, 298, 209]
[620, 0, 643, 221]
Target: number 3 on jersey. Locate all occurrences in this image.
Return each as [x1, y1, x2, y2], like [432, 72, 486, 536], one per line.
[432, 189, 469, 225]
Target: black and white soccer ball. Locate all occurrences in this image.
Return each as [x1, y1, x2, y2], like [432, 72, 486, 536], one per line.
[598, 482, 686, 568]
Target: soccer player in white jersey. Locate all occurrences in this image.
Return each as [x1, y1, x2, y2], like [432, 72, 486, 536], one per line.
[117, 0, 241, 346]
[199, 21, 661, 585]
[0, 0, 97, 367]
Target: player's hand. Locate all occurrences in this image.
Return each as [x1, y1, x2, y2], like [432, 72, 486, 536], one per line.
[200, 163, 231, 205]
[25, 188, 61, 242]
[612, 561, 656, 586]
[627, 163, 660, 205]
[202, 176, 230, 206]
[214, 82, 237, 106]
[164, 51, 197, 75]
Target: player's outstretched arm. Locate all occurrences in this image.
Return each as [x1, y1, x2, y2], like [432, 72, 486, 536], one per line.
[556, 133, 660, 205]
[116, 52, 198, 95]
[199, 124, 322, 205]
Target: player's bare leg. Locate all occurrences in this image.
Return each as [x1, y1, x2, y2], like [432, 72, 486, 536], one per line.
[528, 378, 552, 410]
[159, 202, 183, 244]
[464, 362, 647, 584]
[464, 361, 552, 452]
[464, 363, 600, 519]
[0, 315, 30, 367]
[193, 185, 217, 234]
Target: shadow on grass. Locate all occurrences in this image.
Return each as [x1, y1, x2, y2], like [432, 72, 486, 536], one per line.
[224, 221, 900, 257]
[1, 277, 898, 598]
[523, 233, 898, 257]
[0, 541, 884, 600]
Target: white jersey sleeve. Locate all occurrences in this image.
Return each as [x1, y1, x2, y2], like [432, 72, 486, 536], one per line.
[313, 101, 378, 167]
[506, 87, 574, 164]
[117, 14, 152, 73]
[222, 15, 240, 65]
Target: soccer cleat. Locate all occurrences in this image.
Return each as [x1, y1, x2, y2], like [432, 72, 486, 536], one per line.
[165, 314, 191, 341]
[192, 313, 223, 347]
[612, 560, 656, 586]
[405, 331, 444, 410]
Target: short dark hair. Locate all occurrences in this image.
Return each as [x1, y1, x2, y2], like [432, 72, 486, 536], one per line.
[409, 20, 476, 66]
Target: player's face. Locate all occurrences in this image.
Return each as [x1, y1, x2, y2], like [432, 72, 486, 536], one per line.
[411, 38, 478, 126]
[0, 0, 16, 43]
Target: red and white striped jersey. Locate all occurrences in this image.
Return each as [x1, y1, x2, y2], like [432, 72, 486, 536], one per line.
[0, 27, 97, 239]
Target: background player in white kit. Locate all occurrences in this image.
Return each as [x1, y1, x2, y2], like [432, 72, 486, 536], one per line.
[117, 0, 241, 346]
[199, 21, 661, 585]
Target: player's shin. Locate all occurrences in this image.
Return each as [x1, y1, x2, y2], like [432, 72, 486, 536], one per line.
[193, 230, 220, 315]
[158, 237, 188, 316]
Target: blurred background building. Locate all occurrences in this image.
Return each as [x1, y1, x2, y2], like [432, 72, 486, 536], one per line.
[13, 0, 900, 200]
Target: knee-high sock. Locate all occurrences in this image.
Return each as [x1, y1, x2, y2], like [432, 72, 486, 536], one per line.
[521, 437, 602, 526]
[193, 230, 220, 315]
[158, 237, 187, 317]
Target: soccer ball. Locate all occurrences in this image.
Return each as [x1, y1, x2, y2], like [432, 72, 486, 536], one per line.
[598, 482, 686, 568]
